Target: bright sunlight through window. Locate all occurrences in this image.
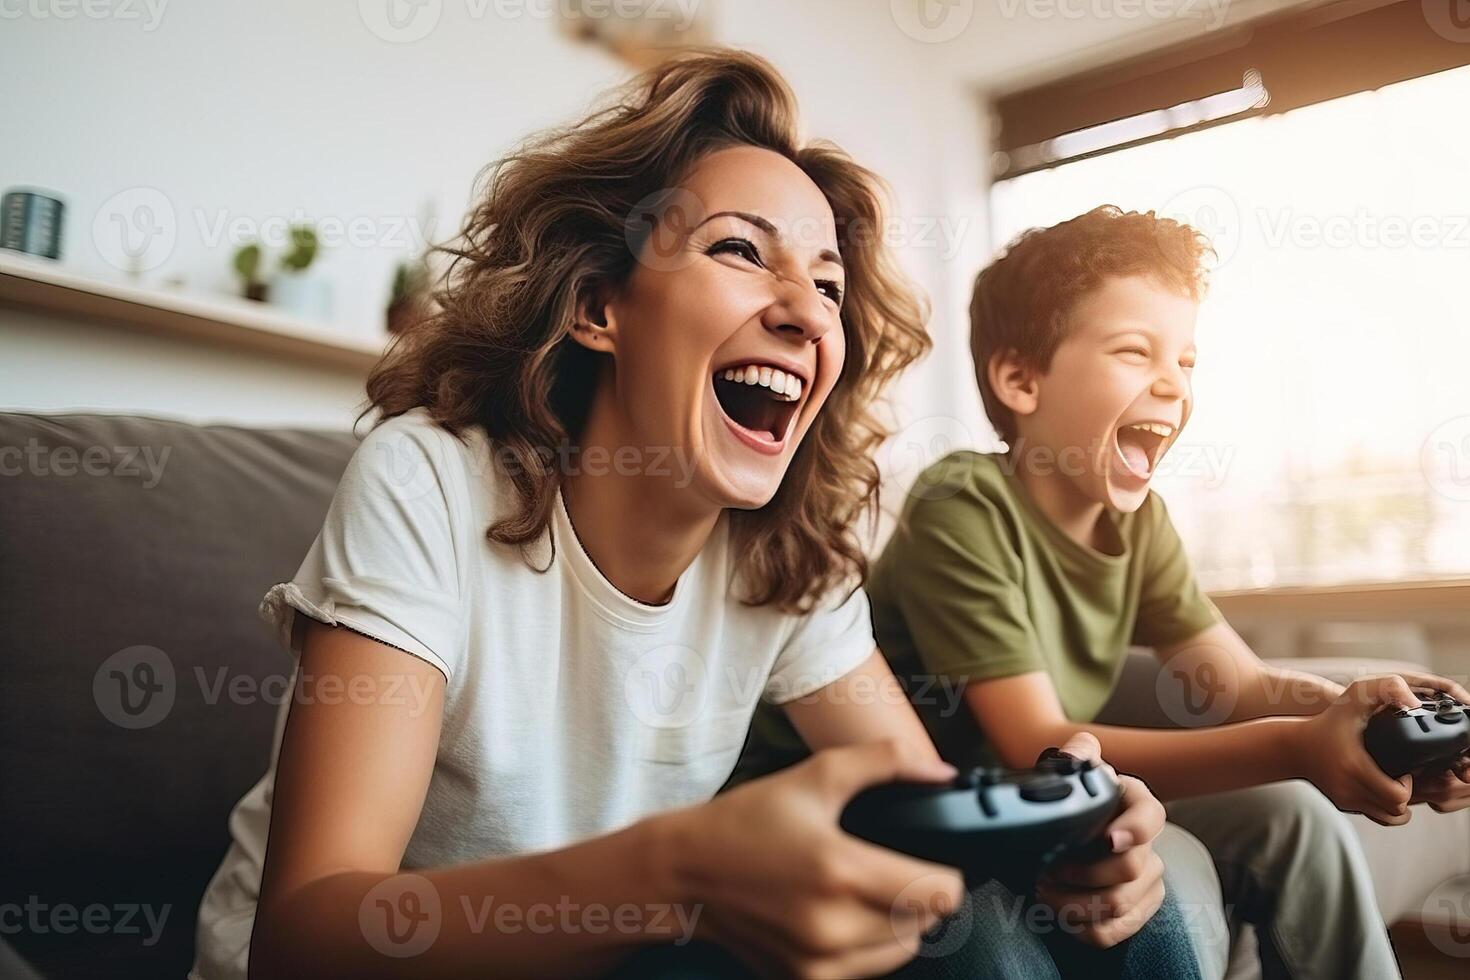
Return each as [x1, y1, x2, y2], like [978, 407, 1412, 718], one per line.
[990, 65, 1470, 591]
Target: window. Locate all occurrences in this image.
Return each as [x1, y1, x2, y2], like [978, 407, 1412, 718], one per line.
[989, 64, 1470, 590]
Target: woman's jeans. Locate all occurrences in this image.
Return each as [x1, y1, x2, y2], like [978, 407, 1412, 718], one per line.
[605, 874, 1204, 980]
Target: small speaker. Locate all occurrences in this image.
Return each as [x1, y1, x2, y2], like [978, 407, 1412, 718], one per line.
[1, 189, 65, 260]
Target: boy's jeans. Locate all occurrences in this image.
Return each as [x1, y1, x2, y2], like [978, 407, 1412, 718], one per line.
[1165, 781, 1402, 980]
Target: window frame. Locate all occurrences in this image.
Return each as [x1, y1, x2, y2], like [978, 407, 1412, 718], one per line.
[991, 0, 1470, 180]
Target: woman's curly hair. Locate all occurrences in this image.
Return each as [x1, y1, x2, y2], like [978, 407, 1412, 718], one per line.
[364, 48, 930, 612]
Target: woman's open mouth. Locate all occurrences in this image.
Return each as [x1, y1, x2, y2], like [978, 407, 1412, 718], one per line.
[711, 362, 805, 456]
[1113, 420, 1175, 481]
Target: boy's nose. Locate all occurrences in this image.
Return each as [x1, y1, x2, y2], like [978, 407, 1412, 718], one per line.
[1151, 364, 1190, 400]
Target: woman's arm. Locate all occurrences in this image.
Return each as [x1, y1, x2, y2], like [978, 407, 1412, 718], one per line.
[250, 623, 964, 979]
[779, 650, 942, 760]
[250, 619, 688, 978]
[780, 651, 1167, 949]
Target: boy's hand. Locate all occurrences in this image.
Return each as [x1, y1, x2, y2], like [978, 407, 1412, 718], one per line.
[666, 740, 965, 979]
[1409, 758, 1470, 812]
[1294, 674, 1440, 825]
[1033, 733, 1167, 949]
[1396, 672, 1470, 810]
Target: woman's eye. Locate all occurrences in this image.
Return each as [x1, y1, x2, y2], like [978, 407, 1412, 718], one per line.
[816, 280, 844, 305]
[708, 237, 762, 265]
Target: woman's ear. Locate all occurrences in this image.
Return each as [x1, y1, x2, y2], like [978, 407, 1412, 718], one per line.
[568, 284, 618, 354]
[987, 348, 1041, 419]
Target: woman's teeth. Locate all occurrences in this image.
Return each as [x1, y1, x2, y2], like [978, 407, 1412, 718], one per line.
[717, 365, 803, 402]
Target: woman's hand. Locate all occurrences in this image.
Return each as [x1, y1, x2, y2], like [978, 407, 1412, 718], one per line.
[660, 739, 965, 979]
[1033, 733, 1167, 949]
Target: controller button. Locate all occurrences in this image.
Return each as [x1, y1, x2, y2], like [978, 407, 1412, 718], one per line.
[1416, 716, 1432, 733]
[1036, 748, 1083, 775]
[1435, 709, 1465, 724]
[1019, 776, 1073, 803]
[977, 787, 999, 819]
[1079, 768, 1099, 797]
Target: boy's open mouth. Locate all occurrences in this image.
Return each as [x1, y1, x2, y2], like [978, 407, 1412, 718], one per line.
[1114, 421, 1175, 479]
[712, 362, 805, 446]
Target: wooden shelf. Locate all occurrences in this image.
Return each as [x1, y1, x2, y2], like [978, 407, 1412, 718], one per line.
[1211, 578, 1470, 623]
[0, 251, 385, 373]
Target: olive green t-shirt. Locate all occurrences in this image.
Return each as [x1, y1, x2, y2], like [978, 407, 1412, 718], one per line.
[726, 450, 1220, 785]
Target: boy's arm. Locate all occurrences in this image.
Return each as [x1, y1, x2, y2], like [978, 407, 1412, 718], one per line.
[1153, 621, 1342, 720]
[1156, 622, 1470, 811]
[964, 669, 1304, 799]
[963, 667, 1469, 822]
[1119, 495, 1470, 811]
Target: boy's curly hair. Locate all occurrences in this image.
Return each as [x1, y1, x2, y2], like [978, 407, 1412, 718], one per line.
[970, 205, 1213, 444]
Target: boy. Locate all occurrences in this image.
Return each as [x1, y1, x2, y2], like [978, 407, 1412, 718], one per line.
[733, 206, 1470, 979]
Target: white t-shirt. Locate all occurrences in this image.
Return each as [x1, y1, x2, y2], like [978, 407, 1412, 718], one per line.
[190, 408, 876, 979]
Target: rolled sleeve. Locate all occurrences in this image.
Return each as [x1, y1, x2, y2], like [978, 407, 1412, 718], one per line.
[259, 415, 465, 682]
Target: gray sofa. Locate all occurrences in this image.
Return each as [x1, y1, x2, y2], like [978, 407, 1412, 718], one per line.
[0, 412, 358, 978]
[2, 411, 1465, 977]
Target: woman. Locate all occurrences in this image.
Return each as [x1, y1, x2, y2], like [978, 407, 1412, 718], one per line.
[191, 50, 1198, 979]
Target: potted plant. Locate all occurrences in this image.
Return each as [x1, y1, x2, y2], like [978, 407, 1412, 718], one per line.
[387, 256, 431, 334]
[279, 224, 318, 275]
[269, 224, 332, 319]
[233, 242, 267, 301]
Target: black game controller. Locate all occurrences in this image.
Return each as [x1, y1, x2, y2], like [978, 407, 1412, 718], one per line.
[1364, 691, 1470, 778]
[840, 749, 1123, 890]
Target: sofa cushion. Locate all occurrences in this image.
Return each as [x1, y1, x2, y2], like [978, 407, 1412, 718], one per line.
[0, 412, 357, 977]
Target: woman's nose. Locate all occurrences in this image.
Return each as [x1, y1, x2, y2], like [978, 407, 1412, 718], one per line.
[762, 277, 837, 344]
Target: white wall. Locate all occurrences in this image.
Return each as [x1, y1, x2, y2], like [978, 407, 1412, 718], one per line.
[0, 309, 369, 427]
[0, 0, 991, 435]
[1, 0, 1314, 428]
[2, 1, 623, 426]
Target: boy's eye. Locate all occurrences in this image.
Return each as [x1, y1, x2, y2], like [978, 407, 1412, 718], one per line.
[1116, 346, 1150, 359]
[708, 237, 762, 265]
